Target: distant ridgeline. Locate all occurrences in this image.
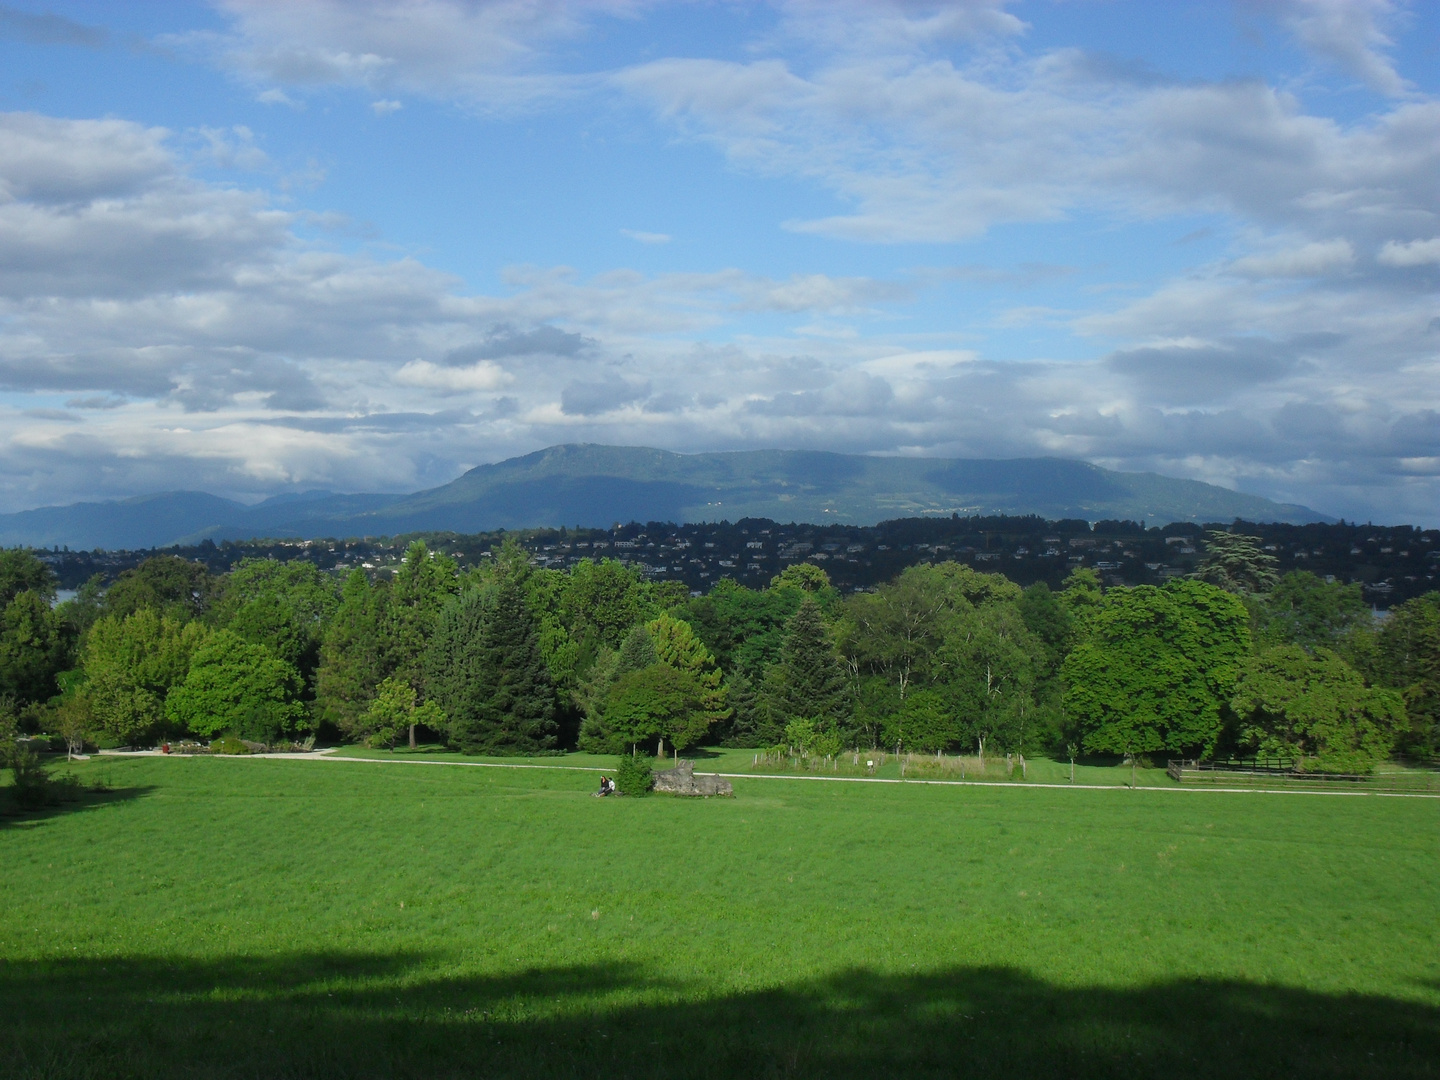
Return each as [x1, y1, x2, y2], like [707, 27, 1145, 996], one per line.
[0, 444, 1332, 552]
[39, 514, 1440, 610]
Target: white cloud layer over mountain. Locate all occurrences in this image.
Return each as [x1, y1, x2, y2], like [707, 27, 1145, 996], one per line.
[1, 0, 1438, 524]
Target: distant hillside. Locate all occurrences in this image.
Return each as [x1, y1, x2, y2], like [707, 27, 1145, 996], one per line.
[0, 444, 1331, 549]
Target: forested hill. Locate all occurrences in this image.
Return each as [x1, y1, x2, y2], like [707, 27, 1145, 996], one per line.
[0, 444, 1330, 550]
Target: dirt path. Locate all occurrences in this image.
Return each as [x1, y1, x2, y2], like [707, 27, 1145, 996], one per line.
[174, 748, 1440, 799]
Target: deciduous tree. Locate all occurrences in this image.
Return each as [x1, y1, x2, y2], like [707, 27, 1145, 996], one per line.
[1255, 571, 1370, 652]
[83, 609, 209, 744]
[212, 558, 339, 689]
[165, 630, 307, 744]
[1232, 645, 1405, 773]
[0, 589, 66, 705]
[358, 676, 446, 750]
[102, 555, 217, 621]
[1063, 581, 1249, 759]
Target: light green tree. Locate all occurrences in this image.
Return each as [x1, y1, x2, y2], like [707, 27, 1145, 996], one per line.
[83, 610, 210, 744]
[647, 613, 728, 731]
[358, 676, 446, 749]
[165, 630, 306, 744]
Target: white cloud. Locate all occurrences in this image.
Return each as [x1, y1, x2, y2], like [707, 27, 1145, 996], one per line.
[370, 98, 403, 115]
[1228, 239, 1354, 278]
[614, 48, 1440, 245]
[1264, 0, 1409, 97]
[620, 228, 670, 244]
[256, 87, 301, 108]
[195, 125, 270, 170]
[394, 358, 510, 392]
[198, 0, 652, 110]
[1377, 237, 1440, 267]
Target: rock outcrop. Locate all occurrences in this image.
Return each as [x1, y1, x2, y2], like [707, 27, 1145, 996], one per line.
[652, 760, 733, 797]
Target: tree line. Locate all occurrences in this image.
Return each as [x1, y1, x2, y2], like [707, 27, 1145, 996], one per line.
[2, 531, 1436, 772]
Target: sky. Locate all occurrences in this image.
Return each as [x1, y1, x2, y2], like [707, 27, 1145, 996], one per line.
[0, 1, 1437, 525]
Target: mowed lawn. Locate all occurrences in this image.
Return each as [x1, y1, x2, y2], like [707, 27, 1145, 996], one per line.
[2, 757, 1437, 1079]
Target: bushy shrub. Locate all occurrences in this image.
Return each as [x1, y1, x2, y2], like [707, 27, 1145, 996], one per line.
[614, 753, 652, 797]
[209, 736, 250, 755]
[6, 746, 53, 809]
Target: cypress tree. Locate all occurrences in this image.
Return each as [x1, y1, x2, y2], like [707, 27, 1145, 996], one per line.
[772, 597, 849, 731]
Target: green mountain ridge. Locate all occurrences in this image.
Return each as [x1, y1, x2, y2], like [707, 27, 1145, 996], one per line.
[0, 444, 1331, 550]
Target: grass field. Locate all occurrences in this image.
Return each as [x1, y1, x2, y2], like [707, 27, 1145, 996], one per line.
[2, 754, 1437, 1078]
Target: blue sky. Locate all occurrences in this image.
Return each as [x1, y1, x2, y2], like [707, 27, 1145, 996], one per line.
[0, 1, 1437, 523]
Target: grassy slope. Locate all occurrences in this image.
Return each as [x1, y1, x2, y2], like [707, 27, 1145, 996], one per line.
[2, 756, 1436, 1078]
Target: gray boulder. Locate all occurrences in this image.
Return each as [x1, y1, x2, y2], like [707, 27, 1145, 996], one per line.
[653, 759, 733, 797]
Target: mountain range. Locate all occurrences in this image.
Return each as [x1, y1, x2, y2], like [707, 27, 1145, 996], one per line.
[0, 444, 1331, 550]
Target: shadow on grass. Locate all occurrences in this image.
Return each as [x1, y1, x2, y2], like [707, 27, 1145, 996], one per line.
[0, 951, 1435, 1078]
[0, 782, 155, 830]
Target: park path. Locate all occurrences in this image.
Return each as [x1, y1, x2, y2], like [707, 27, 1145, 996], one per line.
[150, 747, 1440, 799]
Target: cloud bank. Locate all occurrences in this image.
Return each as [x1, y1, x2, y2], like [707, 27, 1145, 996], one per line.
[1, 1, 1438, 526]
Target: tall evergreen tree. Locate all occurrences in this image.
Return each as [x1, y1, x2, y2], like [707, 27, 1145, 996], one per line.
[387, 540, 460, 689]
[613, 624, 659, 677]
[315, 570, 389, 738]
[720, 670, 762, 747]
[424, 587, 495, 733]
[1373, 592, 1440, 759]
[770, 597, 849, 735]
[429, 576, 558, 754]
[1194, 531, 1280, 596]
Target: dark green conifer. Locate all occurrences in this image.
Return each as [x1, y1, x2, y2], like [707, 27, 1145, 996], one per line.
[429, 576, 557, 754]
[1194, 531, 1280, 596]
[613, 624, 658, 678]
[315, 570, 389, 737]
[771, 597, 849, 730]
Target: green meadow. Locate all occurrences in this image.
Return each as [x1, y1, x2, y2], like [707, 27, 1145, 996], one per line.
[2, 755, 1437, 1079]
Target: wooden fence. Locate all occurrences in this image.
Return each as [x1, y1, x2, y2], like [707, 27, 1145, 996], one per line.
[1167, 759, 1439, 794]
